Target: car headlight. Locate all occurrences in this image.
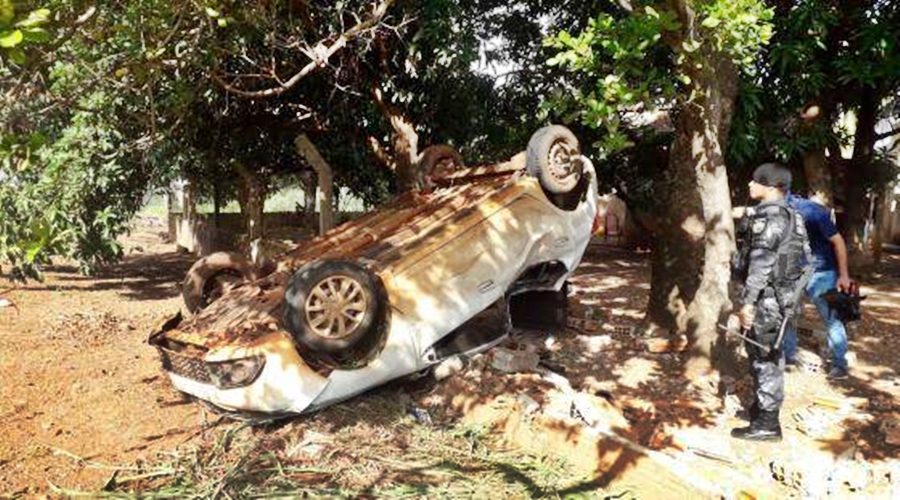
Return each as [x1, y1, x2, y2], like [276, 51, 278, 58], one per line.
[207, 355, 266, 389]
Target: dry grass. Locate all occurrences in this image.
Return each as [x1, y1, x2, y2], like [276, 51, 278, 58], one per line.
[48, 391, 605, 499]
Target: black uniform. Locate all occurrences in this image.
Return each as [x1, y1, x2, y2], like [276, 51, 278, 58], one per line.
[733, 199, 811, 435]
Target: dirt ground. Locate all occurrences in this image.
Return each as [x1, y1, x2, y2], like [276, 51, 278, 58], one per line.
[1, 225, 899, 497]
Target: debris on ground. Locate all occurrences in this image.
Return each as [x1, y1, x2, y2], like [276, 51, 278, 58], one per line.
[44, 311, 136, 347]
[567, 300, 606, 333]
[644, 335, 689, 353]
[409, 407, 433, 426]
[433, 355, 465, 381]
[0, 297, 18, 316]
[880, 416, 900, 445]
[489, 347, 540, 373]
[793, 405, 842, 438]
[514, 394, 540, 416]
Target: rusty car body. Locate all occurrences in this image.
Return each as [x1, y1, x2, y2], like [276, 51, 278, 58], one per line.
[149, 125, 600, 417]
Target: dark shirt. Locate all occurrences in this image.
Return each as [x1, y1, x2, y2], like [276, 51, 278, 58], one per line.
[740, 200, 793, 307]
[786, 194, 837, 271]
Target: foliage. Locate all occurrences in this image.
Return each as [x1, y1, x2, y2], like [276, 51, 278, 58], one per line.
[0, 2, 187, 280]
[727, 0, 900, 192]
[5, 1, 608, 281]
[544, 0, 773, 160]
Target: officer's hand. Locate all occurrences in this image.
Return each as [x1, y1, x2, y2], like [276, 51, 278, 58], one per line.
[726, 314, 741, 332]
[837, 275, 852, 292]
[739, 304, 755, 330]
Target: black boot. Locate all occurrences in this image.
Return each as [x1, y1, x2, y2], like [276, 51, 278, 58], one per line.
[731, 409, 782, 442]
[736, 402, 759, 422]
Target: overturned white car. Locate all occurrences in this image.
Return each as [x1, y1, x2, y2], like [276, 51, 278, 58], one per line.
[149, 125, 600, 418]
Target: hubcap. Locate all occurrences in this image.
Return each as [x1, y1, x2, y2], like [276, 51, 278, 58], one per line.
[304, 275, 367, 339]
[547, 140, 578, 182]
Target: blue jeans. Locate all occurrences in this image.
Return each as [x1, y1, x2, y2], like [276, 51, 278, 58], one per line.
[783, 270, 848, 370]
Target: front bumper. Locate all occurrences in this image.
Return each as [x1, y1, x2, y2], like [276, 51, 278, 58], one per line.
[151, 328, 329, 414]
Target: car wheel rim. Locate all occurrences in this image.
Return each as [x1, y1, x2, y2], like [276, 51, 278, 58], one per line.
[305, 275, 367, 339]
[547, 140, 578, 183]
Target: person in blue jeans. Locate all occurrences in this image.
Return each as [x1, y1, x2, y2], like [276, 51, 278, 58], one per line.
[783, 193, 852, 380]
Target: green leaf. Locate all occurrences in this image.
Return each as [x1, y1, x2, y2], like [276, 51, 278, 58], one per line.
[701, 16, 721, 28]
[24, 241, 43, 263]
[204, 7, 220, 18]
[22, 27, 50, 43]
[0, 29, 22, 47]
[682, 39, 701, 53]
[8, 47, 24, 64]
[0, 0, 13, 27]
[15, 8, 50, 28]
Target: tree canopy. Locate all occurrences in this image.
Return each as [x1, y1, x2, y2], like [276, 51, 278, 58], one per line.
[2, 0, 898, 284]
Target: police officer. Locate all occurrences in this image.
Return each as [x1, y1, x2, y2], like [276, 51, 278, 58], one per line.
[730, 163, 811, 442]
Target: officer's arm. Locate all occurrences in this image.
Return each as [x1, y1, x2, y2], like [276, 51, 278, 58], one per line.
[740, 212, 789, 307]
[829, 233, 851, 290]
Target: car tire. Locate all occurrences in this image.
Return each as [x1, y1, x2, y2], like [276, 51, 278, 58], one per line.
[526, 125, 583, 196]
[183, 252, 258, 314]
[418, 145, 464, 187]
[283, 260, 389, 365]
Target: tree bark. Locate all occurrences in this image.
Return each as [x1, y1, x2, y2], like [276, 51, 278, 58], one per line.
[845, 85, 879, 265]
[233, 162, 266, 243]
[802, 149, 834, 206]
[646, 44, 739, 378]
[372, 84, 419, 193]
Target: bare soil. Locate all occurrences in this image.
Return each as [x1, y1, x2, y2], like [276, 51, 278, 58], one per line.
[0, 226, 205, 495]
[1, 226, 899, 497]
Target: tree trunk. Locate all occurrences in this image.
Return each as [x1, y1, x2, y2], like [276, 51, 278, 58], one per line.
[873, 187, 892, 264]
[802, 149, 834, 206]
[234, 162, 266, 243]
[646, 46, 739, 379]
[372, 84, 419, 193]
[845, 85, 879, 265]
[294, 135, 335, 235]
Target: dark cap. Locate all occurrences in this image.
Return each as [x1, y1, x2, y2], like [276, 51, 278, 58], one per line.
[752, 163, 792, 189]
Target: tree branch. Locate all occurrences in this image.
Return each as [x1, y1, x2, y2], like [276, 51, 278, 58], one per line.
[367, 135, 395, 171]
[4, 6, 97, 101]
[875, 125, 900, 142]
[668, 0, 694, 44]
[212, 0, 394, 99]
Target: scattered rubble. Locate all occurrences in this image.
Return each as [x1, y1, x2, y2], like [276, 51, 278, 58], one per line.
[513, 394, 540, 416]
[794, 348, 824, 373]
[409, 407, 433, 426]
[793, 405, 842, 439]
[45, 311, 135, 347]
[433, 355, 465, 381]
[880, 417, 900, 446]
[489, 347, 539, 373]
